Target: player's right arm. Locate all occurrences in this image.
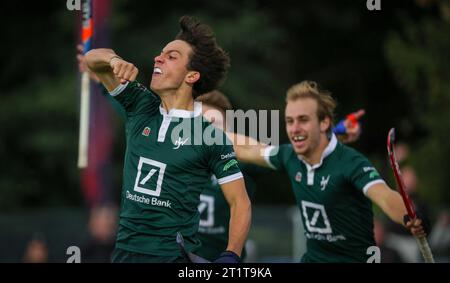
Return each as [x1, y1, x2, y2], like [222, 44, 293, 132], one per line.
[367, 183, 427, 238]
[227, 132, 271, 168]
[85, 48, 138, 92]
[229, 114, 362, 167]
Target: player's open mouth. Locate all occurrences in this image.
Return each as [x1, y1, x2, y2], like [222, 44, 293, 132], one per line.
[153, 67, 163, 75]
[293, 135, 306, 142]
[292, 135, 306, 147]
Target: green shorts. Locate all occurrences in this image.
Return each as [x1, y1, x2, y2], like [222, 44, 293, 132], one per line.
[111, 247, 186, 263]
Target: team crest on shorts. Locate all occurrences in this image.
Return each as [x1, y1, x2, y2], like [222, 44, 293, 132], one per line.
[295, 172, 302, 183]
[142, 127, 151, 137]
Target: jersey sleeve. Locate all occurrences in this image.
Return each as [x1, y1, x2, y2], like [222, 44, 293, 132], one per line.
[109, 81, 160, 117]
[263, 144, 292, 171]
[207, 130, 243, 185]
[100, 85, 127, 119]
[345, 150, 386, 195]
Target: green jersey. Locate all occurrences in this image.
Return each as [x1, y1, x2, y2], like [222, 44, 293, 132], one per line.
[196, 163, 261, 261]
[265, 135, 385, 262]
[110, 81, 243, 257]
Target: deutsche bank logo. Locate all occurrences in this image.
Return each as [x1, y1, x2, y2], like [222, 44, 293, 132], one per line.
[198, 195, 215, 227]
[134, 157, 166, 197]
[301, 201, 332, 234]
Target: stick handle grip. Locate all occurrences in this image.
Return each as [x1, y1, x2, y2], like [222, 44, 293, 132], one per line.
[415, 236, 435, 263]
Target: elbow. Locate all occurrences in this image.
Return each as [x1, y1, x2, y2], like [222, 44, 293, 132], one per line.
[237, 197, 252, 229]
[85, 48, 114, 72]
[244, 195, 252, 212]
[84, 49, 98, 71]
[232, 192, 252, 218]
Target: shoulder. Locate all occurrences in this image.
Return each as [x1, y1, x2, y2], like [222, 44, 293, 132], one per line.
[334, 143, 369, 163]
[279, 143, 294, 153]
[128, 81, 151, 93]
[335, 143, 381, 179]
[135, 82, 160, 100]
[264, 143, 296, 170]
[273, 143, 296, 160]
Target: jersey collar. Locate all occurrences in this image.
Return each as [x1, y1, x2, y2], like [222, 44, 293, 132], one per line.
[298, 133, 338, 170]
[159, 102, 202, 118]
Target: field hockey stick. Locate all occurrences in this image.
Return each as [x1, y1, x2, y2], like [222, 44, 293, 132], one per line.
[387, 128, 435, 263]
[78, 0, 93, 168]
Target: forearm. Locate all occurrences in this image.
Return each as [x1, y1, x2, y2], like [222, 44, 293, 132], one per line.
[85, 49, 137, 92]
[380, 191, 408, 225]
[85, 48, 117, 73]
[226, 197, 251, 257]
[226, 132, 269, 167]
[368, 184, 408, 226]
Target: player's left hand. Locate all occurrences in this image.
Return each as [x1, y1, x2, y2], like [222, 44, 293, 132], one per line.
[340, 121, 362, 144]
[335, 109, 365, 144]
[213, 251, 241, 263]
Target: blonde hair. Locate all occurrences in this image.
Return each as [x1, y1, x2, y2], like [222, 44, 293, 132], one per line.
[286, 81, 336, 134]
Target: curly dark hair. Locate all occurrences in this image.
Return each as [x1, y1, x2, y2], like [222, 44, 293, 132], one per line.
[175, 16, 230, 98]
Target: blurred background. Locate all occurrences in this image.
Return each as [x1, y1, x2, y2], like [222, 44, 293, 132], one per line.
[0, 0, 449, 262]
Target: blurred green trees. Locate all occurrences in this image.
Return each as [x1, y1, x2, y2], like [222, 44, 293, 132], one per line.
[0, 0, 448, 210]
[385, 0, 450, 206]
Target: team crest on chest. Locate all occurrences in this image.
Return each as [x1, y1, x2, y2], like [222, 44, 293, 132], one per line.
[142, 127, 151, 137]
[173, 136, 190, 149]
[295, 172, 302, 183]
[320, 175, 330, 191]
